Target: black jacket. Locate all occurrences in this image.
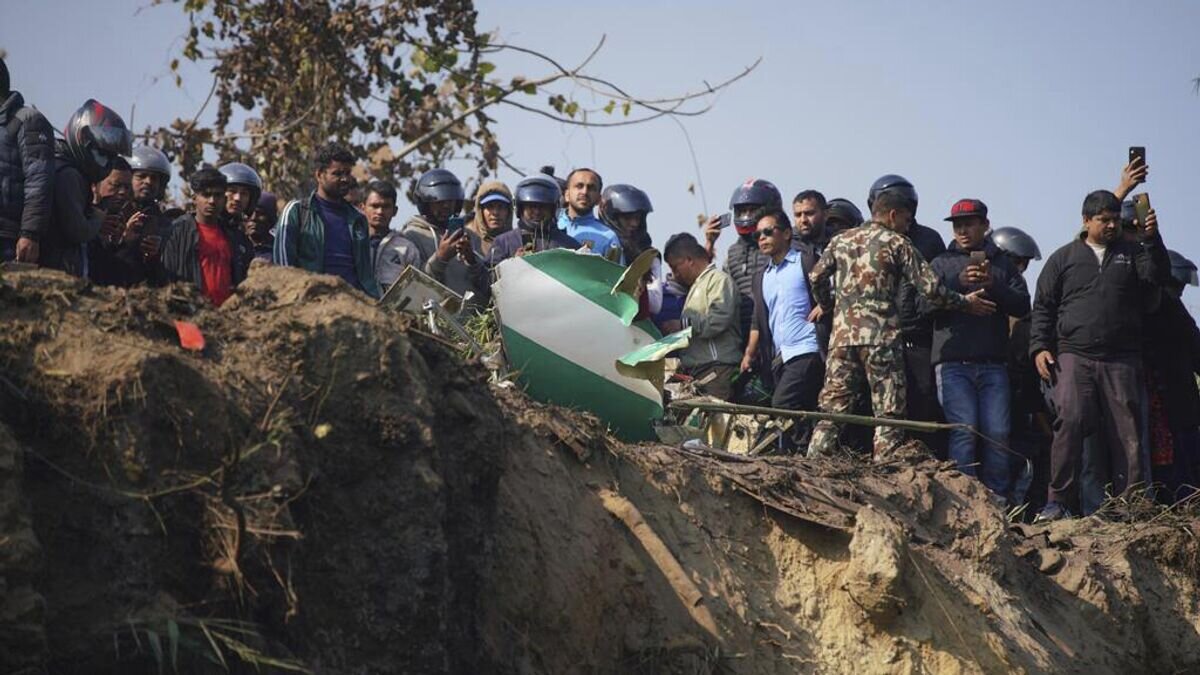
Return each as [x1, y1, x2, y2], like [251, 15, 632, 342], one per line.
[1144, 292, 1200, 428]
[723, 234, 769, 342]
[0, 91, 54, 241]
[88, 202, 175, 288]
[897, 221, 947, 344]
[748, 255, 822, 388]
[793, 237, 831, 353]
[160, 213, 254, 294]
[926, 240, 1030, 365]
[1030, 233, 1168, 361]
[45, 153, 101, 276]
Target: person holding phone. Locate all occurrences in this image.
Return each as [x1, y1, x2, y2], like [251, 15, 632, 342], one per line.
[1030, 190, 1169, 521]
[488, 175, 579, 265]
[925, 199, 1031, 500]
[807, 189, 997, 461]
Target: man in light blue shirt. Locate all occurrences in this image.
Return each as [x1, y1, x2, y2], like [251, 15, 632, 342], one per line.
[742, 210, 825, 448]
[558, 167, 623, 262]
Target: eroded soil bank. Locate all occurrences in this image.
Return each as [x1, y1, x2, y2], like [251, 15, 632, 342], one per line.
[0, 266, 1197, 674]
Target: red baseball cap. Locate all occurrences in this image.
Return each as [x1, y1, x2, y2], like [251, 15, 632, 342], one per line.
[945, 198, 988, 221]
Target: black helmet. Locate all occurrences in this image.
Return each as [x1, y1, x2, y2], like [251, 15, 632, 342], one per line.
[218, 162, 263, 207]
[514, 175, 562, 228]
[991, 226, 1042, 261]
[414, 169, 465, 219]
[825, 198, 864, 231]
[64, 99, 132, 183]
[867, 174, 919, 213]
[1168, 250, 1199, 287]
[728, 178, 783, 234]
[600, 184, 653, 225]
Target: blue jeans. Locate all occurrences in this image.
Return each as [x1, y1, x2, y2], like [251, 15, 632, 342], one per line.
[936, 362, 1011, 498]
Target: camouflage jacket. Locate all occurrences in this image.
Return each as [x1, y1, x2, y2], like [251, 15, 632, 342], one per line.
[809, 221, 968, 348]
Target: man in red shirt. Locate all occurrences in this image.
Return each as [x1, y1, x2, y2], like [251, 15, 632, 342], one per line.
[160, 168, 253, 306]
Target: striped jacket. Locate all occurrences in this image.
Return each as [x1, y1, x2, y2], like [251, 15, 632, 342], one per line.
[273, 192, 380, 298]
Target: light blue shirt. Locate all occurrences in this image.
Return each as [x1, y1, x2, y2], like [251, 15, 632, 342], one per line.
[761, 249, 820, 362]
[558, 211, 623, 262]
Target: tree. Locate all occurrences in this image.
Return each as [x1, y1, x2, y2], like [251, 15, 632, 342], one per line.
[148, 0, 758, 199]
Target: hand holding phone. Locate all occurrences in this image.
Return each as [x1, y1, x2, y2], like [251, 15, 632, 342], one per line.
[1129, 146, 1146, 168]
[1133, 193, 1151, 227]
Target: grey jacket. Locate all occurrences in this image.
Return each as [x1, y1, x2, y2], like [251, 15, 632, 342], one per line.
[376, 214, 489, 301]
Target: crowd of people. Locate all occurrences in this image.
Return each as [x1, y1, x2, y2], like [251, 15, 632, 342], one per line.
[3, 56, 1198, 522]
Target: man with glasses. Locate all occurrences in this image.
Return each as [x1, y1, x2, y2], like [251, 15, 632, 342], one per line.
[742, 210, 824, 448]
[274, 143, 380, 298]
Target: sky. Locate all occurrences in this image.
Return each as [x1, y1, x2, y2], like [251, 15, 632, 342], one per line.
[3, 0, 1200, 303]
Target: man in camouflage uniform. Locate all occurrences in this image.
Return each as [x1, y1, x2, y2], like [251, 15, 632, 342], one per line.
[807, 188, 996, 458]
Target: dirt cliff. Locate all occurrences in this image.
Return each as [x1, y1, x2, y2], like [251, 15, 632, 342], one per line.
[0, 266, 1197, 674]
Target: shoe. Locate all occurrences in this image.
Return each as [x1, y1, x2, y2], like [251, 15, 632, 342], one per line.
[1034, 502, 1073, 523]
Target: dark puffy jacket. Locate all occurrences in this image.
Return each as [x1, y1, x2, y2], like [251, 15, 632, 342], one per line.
[1144, 293, 1200, 428]
[897, 221, 947, 344]
[926, 240, 1030, 365]
[723, 234, 769, 342]
[1031, 233, 1168, 361]
[0, 91, 54, 241]
[160, 213, 254, 293]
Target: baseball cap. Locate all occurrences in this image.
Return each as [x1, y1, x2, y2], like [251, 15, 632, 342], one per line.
[480, 193, 511, 206]
[944, 198, 988, 222]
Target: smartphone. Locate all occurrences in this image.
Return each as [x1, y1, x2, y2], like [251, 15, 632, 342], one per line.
[1133, 193, 1151, 228]
[969, 251, 987, 266]
[1129, 146, 1146, 167]
[718, 212, 732, 229]
[446, 214, 465, 234]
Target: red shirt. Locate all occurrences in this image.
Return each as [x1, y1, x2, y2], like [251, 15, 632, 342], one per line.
[196, 221, 233, 306]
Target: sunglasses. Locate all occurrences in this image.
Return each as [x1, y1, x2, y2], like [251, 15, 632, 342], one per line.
[755, 226, 782, 240]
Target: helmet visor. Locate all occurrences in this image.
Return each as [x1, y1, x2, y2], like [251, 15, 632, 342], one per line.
[91, 125, 133, 156]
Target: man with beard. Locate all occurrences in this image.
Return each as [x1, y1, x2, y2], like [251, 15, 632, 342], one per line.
[274, 143, 380, 297]
[559, 168, 622, 261]
[791, 189, 833, 353]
